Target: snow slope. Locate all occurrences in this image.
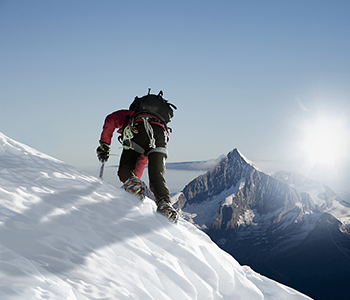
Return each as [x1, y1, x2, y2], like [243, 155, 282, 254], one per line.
[0, 133, 311, 300]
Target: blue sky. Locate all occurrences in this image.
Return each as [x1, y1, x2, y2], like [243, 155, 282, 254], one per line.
[1, 1, 350, 192]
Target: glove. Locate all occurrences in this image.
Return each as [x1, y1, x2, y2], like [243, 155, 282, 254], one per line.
[96, 141, 110, 162]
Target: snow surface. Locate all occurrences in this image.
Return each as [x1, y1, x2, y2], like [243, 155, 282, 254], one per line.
[0, 132, 311, 300]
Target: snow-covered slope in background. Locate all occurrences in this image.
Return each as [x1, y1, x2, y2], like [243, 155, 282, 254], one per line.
[0, 133, 310, 300]
[272, 170, 350, 228]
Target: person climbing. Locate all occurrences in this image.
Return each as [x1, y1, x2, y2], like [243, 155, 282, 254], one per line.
[96, 89, 178, 223]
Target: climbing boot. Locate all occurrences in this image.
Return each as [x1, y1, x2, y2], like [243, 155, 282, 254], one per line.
[124, 176, 145, 201]
[156, 198, 178, 223]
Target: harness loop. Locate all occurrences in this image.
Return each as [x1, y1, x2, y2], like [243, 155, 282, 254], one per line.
[120, 125, 134, 150]
[142, 117, 156, 149]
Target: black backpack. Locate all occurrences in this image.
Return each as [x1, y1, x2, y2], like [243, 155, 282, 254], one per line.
[129, 90, 177, 124]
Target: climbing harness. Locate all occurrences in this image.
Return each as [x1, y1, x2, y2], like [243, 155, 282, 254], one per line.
[119, 113, 158, 152]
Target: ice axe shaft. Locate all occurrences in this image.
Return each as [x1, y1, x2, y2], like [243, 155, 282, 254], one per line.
[99, 160, 105, 179]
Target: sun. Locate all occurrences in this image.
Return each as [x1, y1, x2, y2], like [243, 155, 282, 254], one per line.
[300, 114, 348, 166]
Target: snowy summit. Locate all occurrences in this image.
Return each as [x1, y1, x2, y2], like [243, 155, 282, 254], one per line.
[0, 132, 310, 299]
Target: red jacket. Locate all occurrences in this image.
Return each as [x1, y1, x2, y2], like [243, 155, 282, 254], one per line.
[100, 109, 167, 179]
[100, 110, 134, 145]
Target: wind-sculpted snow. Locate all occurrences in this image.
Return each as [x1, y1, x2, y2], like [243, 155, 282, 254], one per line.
[0, 132, 310, 299]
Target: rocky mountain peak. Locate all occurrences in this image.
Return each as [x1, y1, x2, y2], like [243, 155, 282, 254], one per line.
[172, 148, 350, 300]
[176, 148, 305, 231]
[227, 148, 252, 166]
[180, 148, 256, 205]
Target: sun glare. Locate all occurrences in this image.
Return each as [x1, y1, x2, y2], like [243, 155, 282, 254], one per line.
[301, 115, 348, 166]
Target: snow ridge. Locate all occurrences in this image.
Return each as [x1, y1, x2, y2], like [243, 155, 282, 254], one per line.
[0, 133, 310, 299]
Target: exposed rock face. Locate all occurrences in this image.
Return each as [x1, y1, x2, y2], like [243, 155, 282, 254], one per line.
[177, 149, 316, 231]
[174, 148, 350, 300]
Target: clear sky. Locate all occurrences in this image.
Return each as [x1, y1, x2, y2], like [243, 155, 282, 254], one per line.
[1, 1, 350, 192]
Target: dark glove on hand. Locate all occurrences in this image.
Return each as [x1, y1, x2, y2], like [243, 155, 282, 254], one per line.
[96, 141, 110, 162]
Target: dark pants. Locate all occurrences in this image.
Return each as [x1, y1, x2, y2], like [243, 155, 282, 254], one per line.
[118, 122, 169, 203]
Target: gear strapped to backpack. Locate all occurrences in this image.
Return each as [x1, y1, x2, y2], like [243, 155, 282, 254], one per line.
[118, 89, 177, 152]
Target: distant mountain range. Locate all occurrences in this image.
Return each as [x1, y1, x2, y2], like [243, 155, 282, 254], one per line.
[172, 148, 350, 300]
[110, 156, 226, 171]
